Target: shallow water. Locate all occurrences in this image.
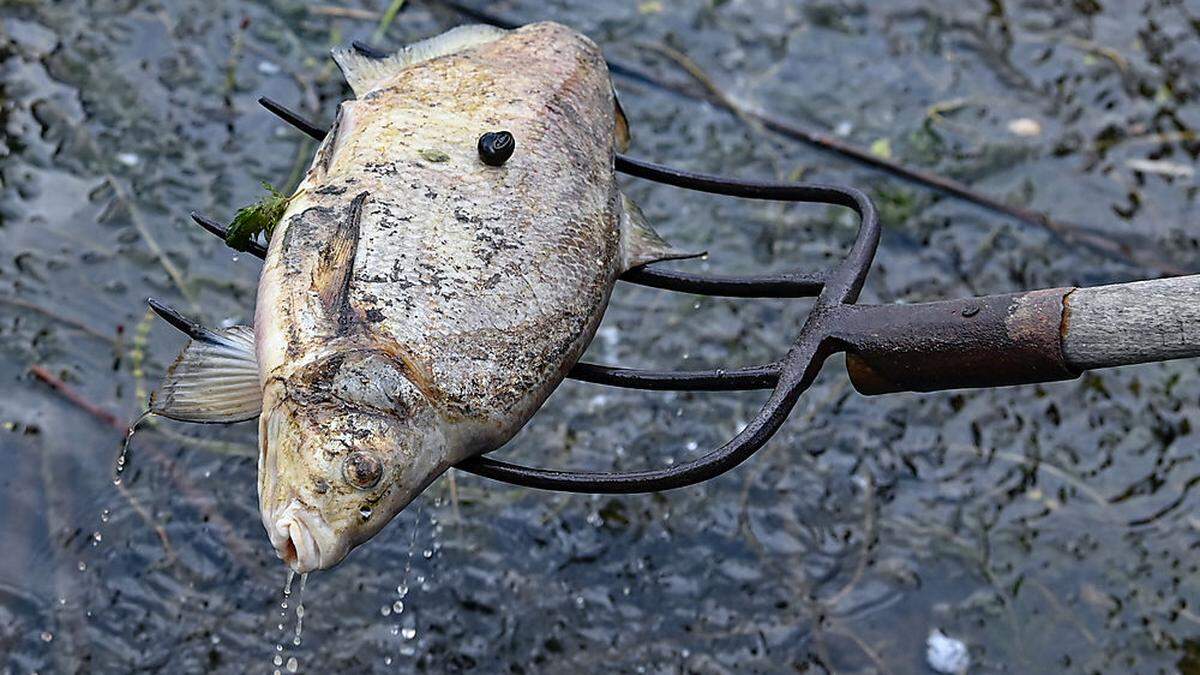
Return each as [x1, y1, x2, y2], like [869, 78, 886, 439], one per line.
[1, 0, 1198, 672]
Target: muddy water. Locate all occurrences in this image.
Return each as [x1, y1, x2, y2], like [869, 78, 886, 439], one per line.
[1, 0, 1198, 672]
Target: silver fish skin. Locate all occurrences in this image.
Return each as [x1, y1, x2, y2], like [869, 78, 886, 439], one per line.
[250, 22, 686, 572]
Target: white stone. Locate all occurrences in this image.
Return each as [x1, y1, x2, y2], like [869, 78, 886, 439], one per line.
[926, 629, 969, 674]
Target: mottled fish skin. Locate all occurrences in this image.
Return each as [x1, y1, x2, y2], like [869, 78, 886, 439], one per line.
[254, 22, 624, 571]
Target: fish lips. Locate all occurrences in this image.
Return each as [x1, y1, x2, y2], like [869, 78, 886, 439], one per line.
[267, 499, 349, 573]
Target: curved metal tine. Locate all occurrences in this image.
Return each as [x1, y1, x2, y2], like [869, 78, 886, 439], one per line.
[622, 264, 823, 298]
[146, 297, 221, 344]
[191, 212, 268, 259]
[258, 97, 325, 142]
[456, 330, 832, 493]
[570, 362, 779, 391]
[254, 97, 830, 299]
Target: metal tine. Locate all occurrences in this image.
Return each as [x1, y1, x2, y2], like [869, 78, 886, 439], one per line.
[255, 95, 827, 299]
[258, 96, 325, 142]
[191, 212, 268, 259]
[147, 297, 222, 344]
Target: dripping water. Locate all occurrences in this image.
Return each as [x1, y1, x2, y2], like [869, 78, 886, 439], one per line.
[272, 570, 295, 674]
[293, 572, 308, 648]
[273, 570, 308, 673]
[382, 500, 425, 661]
[113, 410, 153, 485]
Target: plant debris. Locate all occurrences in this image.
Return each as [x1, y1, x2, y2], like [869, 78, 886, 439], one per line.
[418, 148, 450, 163]
[224, 182, 296, 250]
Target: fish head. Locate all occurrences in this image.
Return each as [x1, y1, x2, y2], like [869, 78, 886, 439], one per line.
[257, 352, 447, 572]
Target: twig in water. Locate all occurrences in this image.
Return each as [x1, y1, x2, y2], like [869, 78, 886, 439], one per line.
[30, 365, 126, 431]
[822, 475, 876, 609]
[308, 5, 381, 20]
[103, 176, 198, 311]
[0, 296, 118, 345]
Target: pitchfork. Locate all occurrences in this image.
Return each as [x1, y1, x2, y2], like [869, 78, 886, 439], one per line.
[162, 44, 1200, 496]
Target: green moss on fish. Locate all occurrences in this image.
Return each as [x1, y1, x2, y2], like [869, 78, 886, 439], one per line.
[418, 149, 450, 163]
[225, 182, 297, 250]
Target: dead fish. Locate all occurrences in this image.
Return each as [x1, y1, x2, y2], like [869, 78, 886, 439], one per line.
[150, 22, 697, 572]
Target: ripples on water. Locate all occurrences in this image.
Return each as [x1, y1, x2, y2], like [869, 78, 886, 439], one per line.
[1, 0, 1198, 672]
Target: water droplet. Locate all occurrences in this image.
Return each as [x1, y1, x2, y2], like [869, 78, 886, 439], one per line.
[292, 636, 301, 646]
[115, 411, 152, 484]
[295, 605, 304, 619]
[384, 656, 393, 665]
[574, 596, 585, 609]
[392, 600, 404, 614]
[381, 605, 392, 617]
[40, 631, 53, 642]
[360, 506, 373, 520]
[422, 549, 432, 559]
[231, 254, 240, 262]
[91, 531, 102, 546]
[100, 509, 110, 523]
[77, 561, 86, 572]
[396, 584, 408, 598]
[286, 656, 298, 672]
[685, 440, 698, 451]
[274, 655, 283, 666]
[399, 646, 416, 657]
[401, 627, 417, 640]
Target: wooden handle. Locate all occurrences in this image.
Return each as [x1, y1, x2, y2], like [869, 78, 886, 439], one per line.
[1062, 275, 1200, 371]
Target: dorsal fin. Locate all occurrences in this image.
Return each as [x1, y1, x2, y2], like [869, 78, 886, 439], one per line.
[332, 24, 509, 97]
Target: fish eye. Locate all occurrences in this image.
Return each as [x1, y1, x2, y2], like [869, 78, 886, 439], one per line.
[342, 450, 382, 490]
[477, 130, 515, 166]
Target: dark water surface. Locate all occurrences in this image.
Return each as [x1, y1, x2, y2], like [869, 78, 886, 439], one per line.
[2, 0, 1199, 672]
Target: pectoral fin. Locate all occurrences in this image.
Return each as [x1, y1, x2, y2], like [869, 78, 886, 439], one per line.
[619, 192, 705, 271]
[313, 191, 367, 333]
[148, 302, 261, 423]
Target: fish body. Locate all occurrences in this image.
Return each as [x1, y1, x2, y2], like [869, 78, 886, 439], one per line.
[151, 22, 691, 571]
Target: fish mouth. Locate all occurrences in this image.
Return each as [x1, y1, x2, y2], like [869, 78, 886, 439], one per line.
[267, 500, 345, 573]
